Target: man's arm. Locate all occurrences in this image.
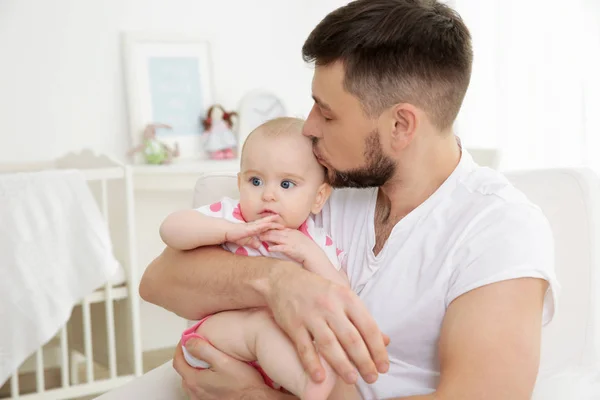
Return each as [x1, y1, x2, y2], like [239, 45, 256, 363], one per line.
[400, 277, 547, 400]
[141, 244, 389, 385]
[334, 277, 546, 400]
[139, 245, 286, 320]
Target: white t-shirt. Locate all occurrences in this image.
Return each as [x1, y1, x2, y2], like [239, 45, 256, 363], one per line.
[314, 149, 559, 399]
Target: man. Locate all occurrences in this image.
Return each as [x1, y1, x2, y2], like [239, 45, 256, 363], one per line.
[140, 0, 558, 398]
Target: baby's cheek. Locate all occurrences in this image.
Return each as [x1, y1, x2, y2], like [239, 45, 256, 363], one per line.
[238, 198, 254, 221]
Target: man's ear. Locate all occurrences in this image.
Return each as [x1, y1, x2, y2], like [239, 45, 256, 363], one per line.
[311, 182, 332, 214]
[390, 103, 418, 151]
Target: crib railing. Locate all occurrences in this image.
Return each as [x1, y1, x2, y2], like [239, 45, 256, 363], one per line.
[1, 154, 142, 399]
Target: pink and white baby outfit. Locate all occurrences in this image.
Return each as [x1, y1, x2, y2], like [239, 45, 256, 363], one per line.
[180, 196, 346, 390]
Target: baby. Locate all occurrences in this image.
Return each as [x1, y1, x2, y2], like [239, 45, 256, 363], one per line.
[159, 117, 349, 399]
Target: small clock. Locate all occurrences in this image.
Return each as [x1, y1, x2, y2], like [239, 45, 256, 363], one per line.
[237, 89, 287, 149]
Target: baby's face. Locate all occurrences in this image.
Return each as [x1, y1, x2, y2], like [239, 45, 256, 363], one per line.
[238, 131, 328, 229]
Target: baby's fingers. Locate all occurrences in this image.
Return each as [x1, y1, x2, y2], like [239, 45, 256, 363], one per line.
[253, 221, 284, 233]
[259, 229, 289, 244]
[268, 223, 286, 230]
[268, 244, 286, 253]
[246, 236, 261, 249]
[254, 214, 280, 224]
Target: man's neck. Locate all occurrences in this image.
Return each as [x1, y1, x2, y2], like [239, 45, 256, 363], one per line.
[378, 133, 462, 224]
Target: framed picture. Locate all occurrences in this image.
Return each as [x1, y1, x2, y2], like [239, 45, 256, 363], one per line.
[122, 32, 215, 163]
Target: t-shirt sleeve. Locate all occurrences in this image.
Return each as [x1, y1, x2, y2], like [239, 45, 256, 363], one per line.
[194, 196, 244, 224]
[446, 203, 560, 326]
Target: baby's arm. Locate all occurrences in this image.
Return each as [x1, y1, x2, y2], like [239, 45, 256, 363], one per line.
[303, 248, 350, 287]
[159, 210, 232, 250]
[160, 210, 282, 251]
[261, 229, 349, 287]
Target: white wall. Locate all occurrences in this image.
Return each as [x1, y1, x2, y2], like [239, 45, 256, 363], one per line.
[2, 0, 595, 169]
[0, 0, 345, 163]
[0, 0, 350, 351]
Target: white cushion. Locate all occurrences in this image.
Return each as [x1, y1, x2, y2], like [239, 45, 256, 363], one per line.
[505, 168, 600, 373]
[192, 172, 238, 208]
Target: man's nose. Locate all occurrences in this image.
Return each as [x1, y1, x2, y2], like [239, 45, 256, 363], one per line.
[302, 105, 323, 139]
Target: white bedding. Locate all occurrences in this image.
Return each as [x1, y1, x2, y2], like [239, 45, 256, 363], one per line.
[0, 169, 120, 385]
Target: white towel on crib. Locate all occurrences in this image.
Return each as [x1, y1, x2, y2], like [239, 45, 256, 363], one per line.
[0, 169, 120, 385]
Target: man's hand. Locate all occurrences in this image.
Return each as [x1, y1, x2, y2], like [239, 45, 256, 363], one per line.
[225, 215, 284, 249]
[260, 264, 390, 385]
[173, 338, 293, 400]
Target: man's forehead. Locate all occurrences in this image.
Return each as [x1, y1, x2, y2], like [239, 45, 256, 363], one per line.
[312, 62, 360, 114]
[312, 63, 345, 97]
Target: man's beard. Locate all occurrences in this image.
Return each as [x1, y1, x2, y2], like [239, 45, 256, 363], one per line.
[318, 130, 396, 189]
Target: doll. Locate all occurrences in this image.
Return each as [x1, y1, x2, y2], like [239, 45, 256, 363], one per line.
[201, 105, 238, 160]
[127, 123, 180, 165]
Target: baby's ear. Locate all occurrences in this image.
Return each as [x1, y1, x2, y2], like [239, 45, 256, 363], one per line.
[311, 182, 332, 214]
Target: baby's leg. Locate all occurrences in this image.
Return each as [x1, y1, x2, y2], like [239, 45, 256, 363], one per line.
[197, 308, 337, 400]
[190, 309, 264, 363]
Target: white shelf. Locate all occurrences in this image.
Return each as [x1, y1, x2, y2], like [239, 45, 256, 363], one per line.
[130, 159, 240, 191]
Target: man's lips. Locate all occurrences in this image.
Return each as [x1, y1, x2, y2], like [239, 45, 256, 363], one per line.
[313, 149, 326, 164]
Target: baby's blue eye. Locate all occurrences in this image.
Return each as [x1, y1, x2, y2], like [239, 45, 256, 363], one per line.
[251, 177, 263, 186]
[281, 180, 295, 189]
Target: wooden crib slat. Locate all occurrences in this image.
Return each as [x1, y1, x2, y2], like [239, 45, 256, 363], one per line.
[10, 371, 19, 398]
[2, 155, 143, 399]
[124, 166, 143, 377]
[100, 179, 109, 219]
[100, 178, 118, 379]
[104, 282, 118, 379]
[81, 297, 94, 383]
[35, 349, 44, 392]
[60, 326, 69, 388]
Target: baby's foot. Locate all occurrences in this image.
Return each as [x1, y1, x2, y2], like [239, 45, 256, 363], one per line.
[301, 356, 337, 400]
[182, 344, 211, 369]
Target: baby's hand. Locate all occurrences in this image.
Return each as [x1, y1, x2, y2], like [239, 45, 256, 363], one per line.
[259, 228, 321, 265]
[225, 215, 283, 249]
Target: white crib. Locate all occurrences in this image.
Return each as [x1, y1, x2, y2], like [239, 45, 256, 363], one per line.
[0, 150, 143, 399]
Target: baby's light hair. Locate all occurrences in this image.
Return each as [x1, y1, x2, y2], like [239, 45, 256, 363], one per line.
[240, 117, 305, 160]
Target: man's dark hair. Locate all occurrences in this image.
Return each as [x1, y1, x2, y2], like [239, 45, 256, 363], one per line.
[302, 0, 473, 130]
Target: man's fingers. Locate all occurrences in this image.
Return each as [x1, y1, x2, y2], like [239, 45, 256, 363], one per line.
[347, 304, 390, 375]
[173, 340, 205, 384]
[382, 333, 391, 347]
[328, 315, 379, 384]
[172, 340, 187, 375]
[291, 328, 325, 383]
[309, 320, 357, 384]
